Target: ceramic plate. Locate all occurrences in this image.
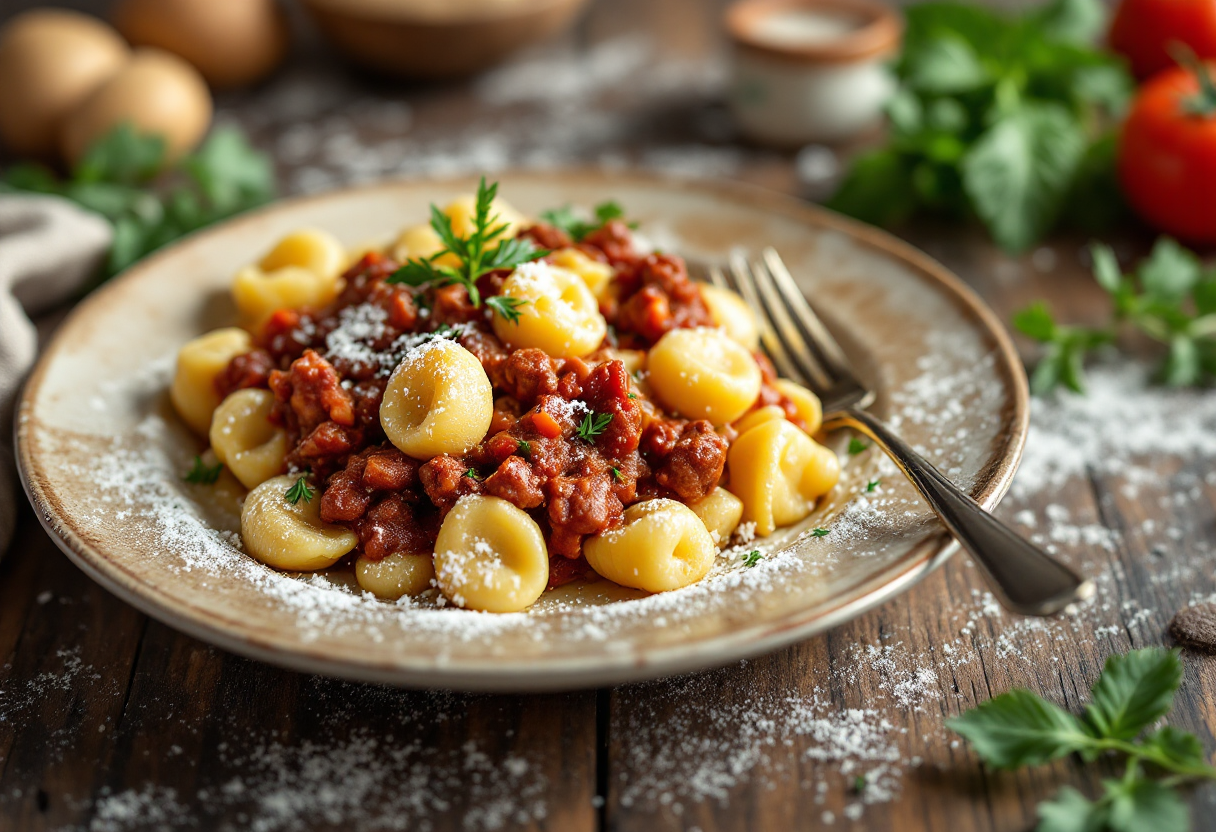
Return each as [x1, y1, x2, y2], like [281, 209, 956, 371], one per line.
[17, 171, 1028, 691]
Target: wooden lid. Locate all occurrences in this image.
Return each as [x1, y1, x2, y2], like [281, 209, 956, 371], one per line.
[726, 0, 902, 64]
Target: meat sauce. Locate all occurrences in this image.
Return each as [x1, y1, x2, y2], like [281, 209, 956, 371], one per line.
[217, 221, 789, 588]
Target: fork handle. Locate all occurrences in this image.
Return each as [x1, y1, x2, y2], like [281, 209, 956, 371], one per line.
[831, 408, 1093, 616]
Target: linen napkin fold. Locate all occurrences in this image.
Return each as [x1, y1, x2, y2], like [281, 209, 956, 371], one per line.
[0, 194, 112, 557]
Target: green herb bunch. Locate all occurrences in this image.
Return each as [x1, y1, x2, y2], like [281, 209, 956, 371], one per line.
[829, 0, 1132, 253]
[387, 177, 546, 308]
[950, 648, 1214, 831]
[1, 123, 274, 279]
[1015, 238, 1216, 394]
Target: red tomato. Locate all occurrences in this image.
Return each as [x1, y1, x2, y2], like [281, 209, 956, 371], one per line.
[1110, 0, 1216, 80]
[1118, 63, 1216, 244]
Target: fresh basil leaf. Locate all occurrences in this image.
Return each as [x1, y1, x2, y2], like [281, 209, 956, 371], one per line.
[1013, 302, 1058, 342]
[74, 122, 166, 185]
[948, 688, 1091, 768]
[827, 149, 918, 228]
[1071, 63, 1134, 115]
[1139, 238, 1201, 305]
[1105, 777, 1188, 832]
[1036, 786, 1106, 832]
[1032, 0, 1106, 45]
[1031, 348, 1065, 395]
[962, 103, 1085, 253]
[594, 200, 625, 224]
[905, 35, 990, 94]
[903, 2, 1007, 54]
[107, 214, 154, 276]
[1089, 243, 1122, 294]
[1062, 135, 1126, 238]
[1085, 648, 1183, 741]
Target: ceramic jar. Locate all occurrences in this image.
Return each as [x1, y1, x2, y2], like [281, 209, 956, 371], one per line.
[725, 0, 902, 145]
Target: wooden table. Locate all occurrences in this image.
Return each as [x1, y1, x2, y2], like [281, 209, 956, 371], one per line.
[3, 1, 1215, 830]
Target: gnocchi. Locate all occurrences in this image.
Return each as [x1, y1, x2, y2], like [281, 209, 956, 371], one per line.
[701, 284, 761, 351]
[774, 379, 824, 435]
[381, 339, 494, 460]
[209, 388, 289, 489]
[583, 499, 717, 593]
[549, 247, 615, 299]
[433, 495, 548, 612]
[647, 327, 762, 424]
[356, 553, 435, 600]
[688, 487, 745, 546]
[170, 327, 252, 435]
[241, 474, 358, 571]
[231, 228, 345, 326]
[491, 261, 607, 359]
[727, 420, 840, 536]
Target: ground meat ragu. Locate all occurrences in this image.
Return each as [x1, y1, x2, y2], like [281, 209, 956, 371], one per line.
[220, 224, 736, 585]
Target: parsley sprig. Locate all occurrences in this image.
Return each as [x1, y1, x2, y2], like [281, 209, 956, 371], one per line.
[1014, 238, 1216, 394]
[950, 648, 1214, 832]
[741, 549, 763, 567]
[847, 437, 869, 455]
[576, 411, 613, 443]
[540, 200, 631, 241]
[183, 456, 223, 485]
[486, 295, 529, 324]
[386, 178, 546, 306]
[284, 476, 315, 505]
[1, 123, 274, 280]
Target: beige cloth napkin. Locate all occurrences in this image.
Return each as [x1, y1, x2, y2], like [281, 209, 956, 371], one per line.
[0, 194, 112, 556]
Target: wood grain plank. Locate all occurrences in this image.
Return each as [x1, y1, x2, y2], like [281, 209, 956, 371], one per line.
[0, 510, 147, 832]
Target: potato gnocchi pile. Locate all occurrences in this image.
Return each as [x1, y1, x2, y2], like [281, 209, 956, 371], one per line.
[170, 183, 841, 613]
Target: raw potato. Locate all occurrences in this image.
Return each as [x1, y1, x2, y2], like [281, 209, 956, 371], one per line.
[112, 0, 289, 89]
[0, 10, 129, 158]
[60, 48, 212, 166]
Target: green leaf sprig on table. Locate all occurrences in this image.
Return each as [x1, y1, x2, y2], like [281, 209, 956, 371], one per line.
[1, 123, 275, 280]
[828, 0, 1133, 254]
[949, 648, 1214, 832]
[386, 177, 547, 307]
[1014, 238, 1216, 394]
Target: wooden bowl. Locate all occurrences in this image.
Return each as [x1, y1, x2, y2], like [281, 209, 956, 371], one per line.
[300, 0, 589, 79]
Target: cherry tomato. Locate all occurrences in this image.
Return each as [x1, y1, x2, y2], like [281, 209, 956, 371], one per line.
[1118, 62, 1216, 244]
[1110, 0, 1216, 80]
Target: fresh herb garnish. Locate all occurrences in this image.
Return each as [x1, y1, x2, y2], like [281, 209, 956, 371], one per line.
[386, 177, 547, 306]
[950, 648, 1213, 832]
[627, 392, 637, 400]
[866, 479, 881, 493]
[463, 468, 482, 480]
[1015, 237, 1216, 394]
[516, 439, 531, 458]
[742, 549, 763, 567]
[1, 123, 274, 280]
[610, 466, 622, 482]
[539, 200, 632, 241]
[853, 775, 867, 793]
[827, 0, 1132, 253]
[485, 294, 529, 324]
[811, 528, 830, 538]
[576, 411, 613, 443]
[847, 437, 869, 455]
[183, 455, 223, 485]
[284, 476, 315, 505]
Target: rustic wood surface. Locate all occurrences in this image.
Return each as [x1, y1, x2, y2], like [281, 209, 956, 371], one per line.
[2, 1, 1214, 830]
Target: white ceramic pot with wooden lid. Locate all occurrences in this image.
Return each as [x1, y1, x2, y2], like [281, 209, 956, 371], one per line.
[725, 0, 902, 146]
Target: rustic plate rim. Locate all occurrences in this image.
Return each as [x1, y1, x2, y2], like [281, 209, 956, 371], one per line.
[16, 169, 1029, 691]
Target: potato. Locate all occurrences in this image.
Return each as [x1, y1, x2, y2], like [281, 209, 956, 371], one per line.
[112, 0, 289, 89]
[0, 10, 128, 158]
[60, 48, 212, 167]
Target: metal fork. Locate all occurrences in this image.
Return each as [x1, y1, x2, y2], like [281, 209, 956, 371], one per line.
[711, 248, 1093, 616]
